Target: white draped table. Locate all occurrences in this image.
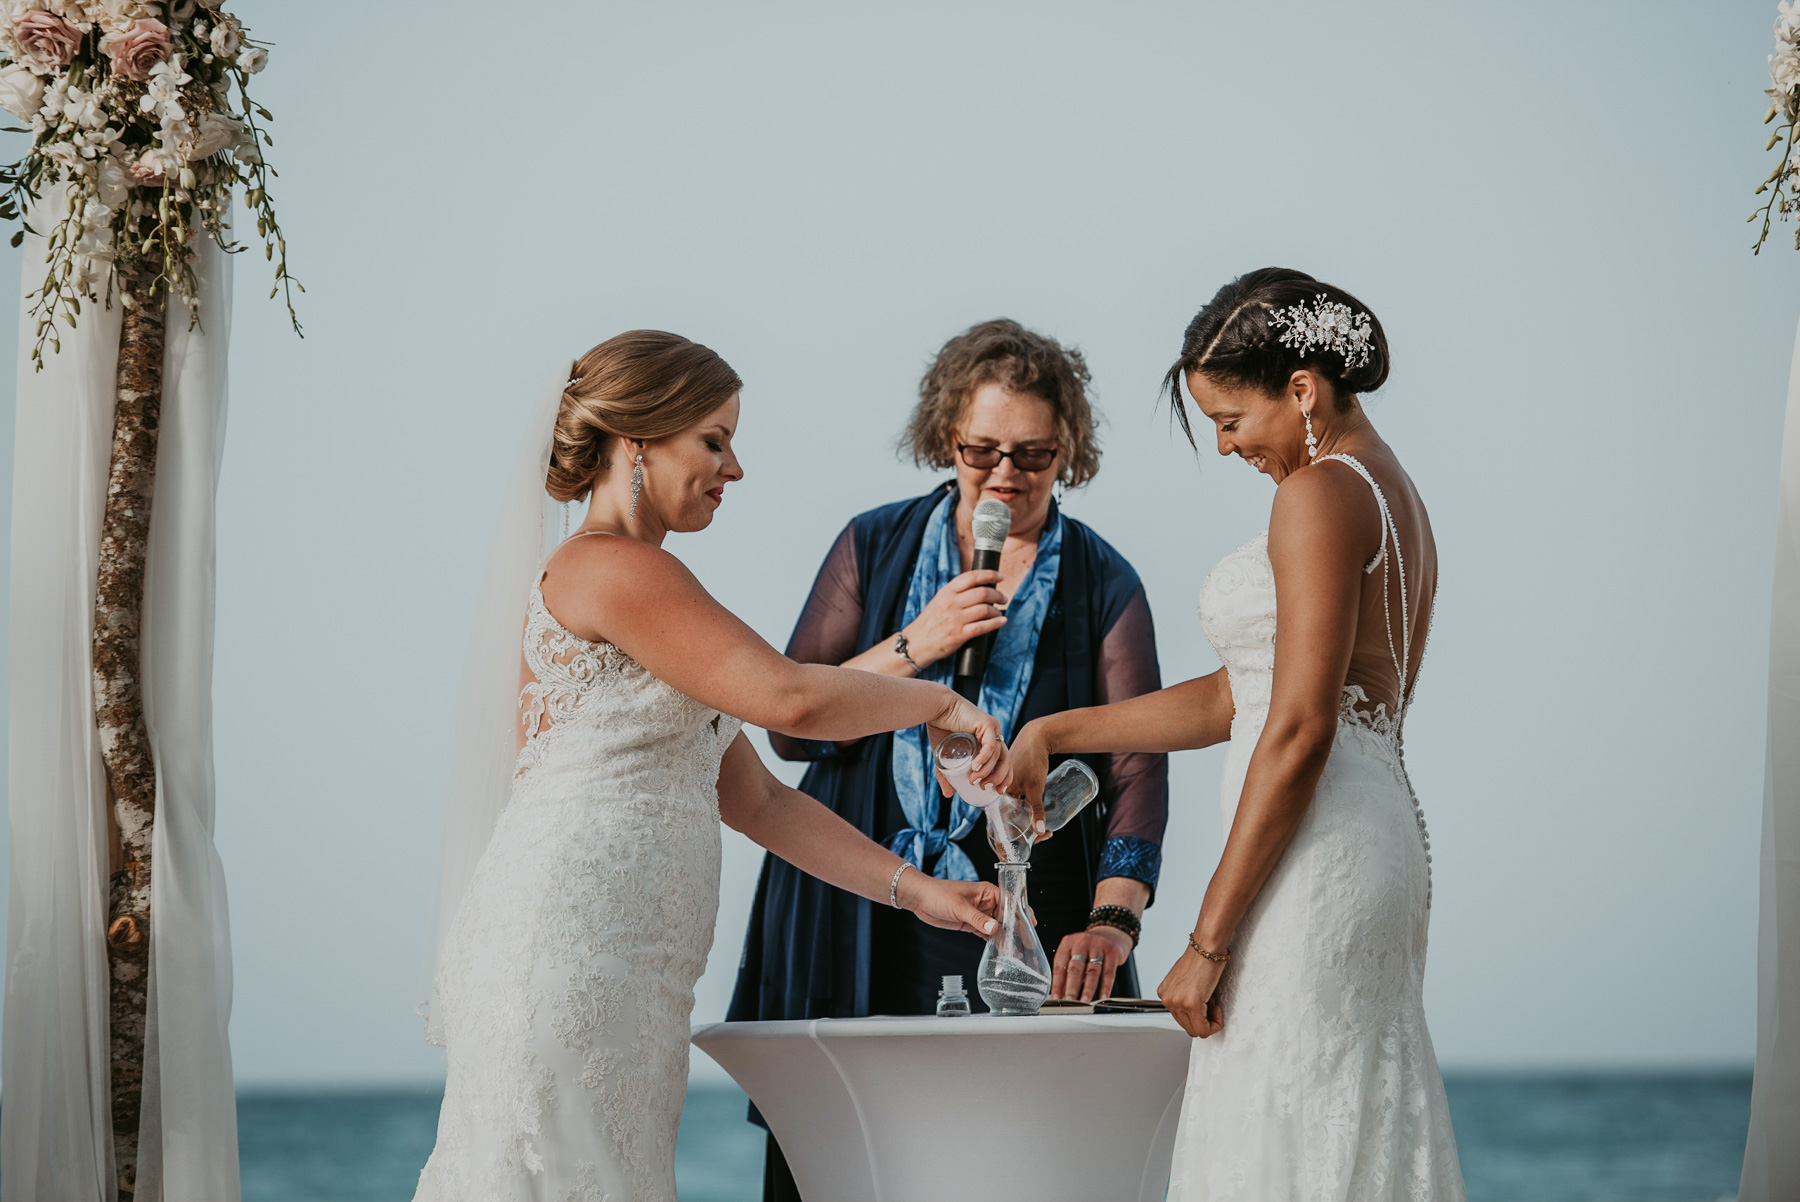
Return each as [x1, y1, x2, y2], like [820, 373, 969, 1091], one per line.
[692, 1013, 1191, 1202]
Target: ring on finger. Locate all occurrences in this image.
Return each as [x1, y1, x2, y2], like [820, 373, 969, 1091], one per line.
[1085, 956, 1104, 970]
[1068, 954, 1087, 963]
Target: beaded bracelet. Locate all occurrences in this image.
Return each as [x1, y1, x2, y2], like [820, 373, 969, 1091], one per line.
[1087, 904, 1141, 948]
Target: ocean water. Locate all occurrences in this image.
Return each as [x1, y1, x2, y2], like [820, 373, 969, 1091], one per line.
[224, 1071, 1754, 1202]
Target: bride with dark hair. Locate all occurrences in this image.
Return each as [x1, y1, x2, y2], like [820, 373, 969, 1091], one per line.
[1010, 271, 1466, 1200]
[413, 331, 1007, 1202]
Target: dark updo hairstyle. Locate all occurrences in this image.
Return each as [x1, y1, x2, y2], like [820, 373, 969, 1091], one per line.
[547, 330, 743, 503]
[903, 318, 1101, 489]
[1162, 267, 1390, 447]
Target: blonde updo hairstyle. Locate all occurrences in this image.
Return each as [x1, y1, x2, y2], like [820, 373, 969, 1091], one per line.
[548, 330, 744, 504]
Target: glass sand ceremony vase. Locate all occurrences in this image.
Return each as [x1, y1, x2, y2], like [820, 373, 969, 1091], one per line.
[976, 862, 1052, 1015]
[933, 732, 1102, 866]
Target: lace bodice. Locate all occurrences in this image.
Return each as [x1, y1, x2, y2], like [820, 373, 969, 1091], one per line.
[1197, 529, 1279, 741]
[513, 579, 740, 798]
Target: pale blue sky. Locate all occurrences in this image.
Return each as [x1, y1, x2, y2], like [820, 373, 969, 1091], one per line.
[0, 0, 1790, 1086]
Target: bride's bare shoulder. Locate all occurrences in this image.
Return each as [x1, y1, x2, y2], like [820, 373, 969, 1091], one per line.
[1271, 459, 1378, 525]
[538, 533, 710, 642]
[1268, 460, 1383, 565]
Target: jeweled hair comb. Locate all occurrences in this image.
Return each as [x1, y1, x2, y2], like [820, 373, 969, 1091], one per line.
[1268, 294, 1375, 370]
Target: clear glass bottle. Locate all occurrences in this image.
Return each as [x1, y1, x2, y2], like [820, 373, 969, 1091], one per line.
[976, 863, 1052, 1015]
[934, 732, 1101, 864]
[935, 974, 970, 1017]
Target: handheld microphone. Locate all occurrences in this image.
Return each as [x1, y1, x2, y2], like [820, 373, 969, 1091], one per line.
[952, 498, 1012, 700]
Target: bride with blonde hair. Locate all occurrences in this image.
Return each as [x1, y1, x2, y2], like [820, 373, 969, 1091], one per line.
[413, 330, 1007, 1202]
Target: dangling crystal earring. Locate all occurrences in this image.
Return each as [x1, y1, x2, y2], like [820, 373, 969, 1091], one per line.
[560, 500, 570, 540]
[629, 453, 644, 521]
[1303, 406, 1319, 461]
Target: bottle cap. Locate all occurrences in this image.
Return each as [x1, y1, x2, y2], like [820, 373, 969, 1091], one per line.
[933, 732, 979, 771]
[941, 974, 965, 996]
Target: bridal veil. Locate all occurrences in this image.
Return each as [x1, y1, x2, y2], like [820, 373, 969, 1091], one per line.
[423, 364, 571, 1041]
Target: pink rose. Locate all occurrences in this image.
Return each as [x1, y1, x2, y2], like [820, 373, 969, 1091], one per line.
[127, 148, 165, 187]
[100, 19, 170, 82]
[13, 12, 83, 68]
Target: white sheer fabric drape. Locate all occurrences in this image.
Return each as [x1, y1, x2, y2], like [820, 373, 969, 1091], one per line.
[1742, 316, 1800, 1201]
[423, 365, 567, 1041]
[2, 200, 238, 1202]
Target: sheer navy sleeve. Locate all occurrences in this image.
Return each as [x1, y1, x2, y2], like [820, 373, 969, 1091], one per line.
[769, 523, 863, 762]
[1093, 583, 1169, 898]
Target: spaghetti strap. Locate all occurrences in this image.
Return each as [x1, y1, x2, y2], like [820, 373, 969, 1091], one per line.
[537, 529, 620, 587]
[1317, 453, 1414, 719]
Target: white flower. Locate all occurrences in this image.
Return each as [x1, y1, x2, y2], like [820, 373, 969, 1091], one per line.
[207, 17, 236, 56]
[33, 1, 93, 33]
[129, 142, 179, 185]
[95, 153, 128, 206]
[0, 62, 45, 121]
[236, 45, 266, 73]
[43, 138, 82, 178]
[72, 188, 117, 257]
[183, 109, 239, 159]
[86, 0, 157, 36]
[1775, 46, 1800, 96]
[60, 83, 106, 129]
[1780, 0, 1800, 43]
[138, 56, 191, 124]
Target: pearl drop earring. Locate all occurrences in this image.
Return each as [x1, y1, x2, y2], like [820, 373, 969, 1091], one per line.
[629, 453, 644, 521]
[1303, 407, 1318, 461]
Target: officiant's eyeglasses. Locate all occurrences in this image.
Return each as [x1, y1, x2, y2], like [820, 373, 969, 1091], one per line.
[957, 443, 1059, 472]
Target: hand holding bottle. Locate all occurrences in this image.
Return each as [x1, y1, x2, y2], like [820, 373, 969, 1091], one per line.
[925, 693, 1009, 795]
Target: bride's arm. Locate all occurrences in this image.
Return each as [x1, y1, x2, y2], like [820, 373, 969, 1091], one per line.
[539, 536, 1005, 776]
[1003, 672, 1234, 813]
[715, 734, 1001, 935]
[1159, 463, 1379, 1037]
[1026, 671, 1234, 756]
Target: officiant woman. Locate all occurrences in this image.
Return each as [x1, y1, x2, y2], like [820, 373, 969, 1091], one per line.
[727, 319, 1169, 1200]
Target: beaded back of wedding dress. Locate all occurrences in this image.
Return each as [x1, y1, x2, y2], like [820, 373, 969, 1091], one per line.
[1166, 456, 1465, 1202]
[414, 579, 742, 1202]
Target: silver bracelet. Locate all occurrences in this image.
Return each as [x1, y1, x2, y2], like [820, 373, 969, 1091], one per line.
[889, 861, 912, 909]
[893, 631, 920, 672]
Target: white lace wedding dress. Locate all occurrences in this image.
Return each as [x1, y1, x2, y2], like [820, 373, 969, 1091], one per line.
[415, 579, 742, 1202]
[1166, 455, 1465, 1201]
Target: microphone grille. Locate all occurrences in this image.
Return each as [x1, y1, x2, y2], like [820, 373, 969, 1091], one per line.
[971, 499, 1012, 551]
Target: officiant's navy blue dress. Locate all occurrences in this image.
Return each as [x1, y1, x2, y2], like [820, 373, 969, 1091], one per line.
[726, 482, 1168, 1027]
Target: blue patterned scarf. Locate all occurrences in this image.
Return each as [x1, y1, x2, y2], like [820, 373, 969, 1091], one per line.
[885, 491, 1064, 880]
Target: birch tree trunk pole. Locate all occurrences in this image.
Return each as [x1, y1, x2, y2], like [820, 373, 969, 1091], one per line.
[95, 262, 167, 1202]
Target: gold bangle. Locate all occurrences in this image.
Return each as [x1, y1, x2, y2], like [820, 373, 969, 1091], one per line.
[1188, 934, 1230, 964]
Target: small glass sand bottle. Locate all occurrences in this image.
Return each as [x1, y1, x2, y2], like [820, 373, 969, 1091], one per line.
[935, 974, 971, 1017]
